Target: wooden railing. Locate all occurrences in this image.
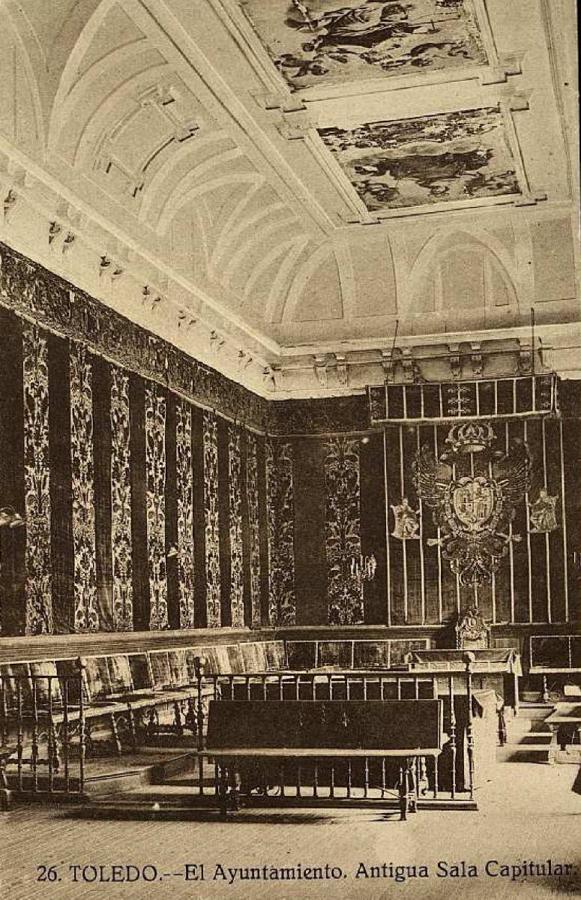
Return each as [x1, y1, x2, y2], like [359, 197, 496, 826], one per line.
[189, 655, 479, 809]
[0, 663, 86, 803]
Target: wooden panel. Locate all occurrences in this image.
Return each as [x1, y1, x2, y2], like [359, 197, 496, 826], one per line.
[207, 700, 442, 751]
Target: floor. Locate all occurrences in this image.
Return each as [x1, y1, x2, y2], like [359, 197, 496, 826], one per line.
[1, 761, 580, 900]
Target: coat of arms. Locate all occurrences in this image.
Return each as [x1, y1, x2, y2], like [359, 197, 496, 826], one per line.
[413, 422, 531, 586]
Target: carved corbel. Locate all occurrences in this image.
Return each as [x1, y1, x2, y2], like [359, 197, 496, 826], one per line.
[448, 344, 462, 380]
[313, 354, 329, 388]
[209, 330, 225, 353]
[48, 221, 62, 245]
[334, 353, 349, 387]
[3, 189, 17, 222]
[517, 340, 533, 375]
[381, 348, 397, 382]
[401, 348, 415, 383]
[99, 255, 112, 276]
[178, 310, 197, 331]
[263, 366, 277, 391]
[470, 342, 483, 377]
[62, 232, 76, 255]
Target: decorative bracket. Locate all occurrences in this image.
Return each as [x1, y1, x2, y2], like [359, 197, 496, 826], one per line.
[334, 353, 348, 387]
[251, 91, 306, 114]
[480, 54, 523, 86]
[448, 344, 462, 380]
[313, 354, 329, 388]
[470, 342, 483, 377]
[276, 110, 316, 141]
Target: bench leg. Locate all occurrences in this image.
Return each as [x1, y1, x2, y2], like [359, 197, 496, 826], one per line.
[218, 764, 229, 819]
[0, 756, 11, 811]
[398, 763, 408, 821]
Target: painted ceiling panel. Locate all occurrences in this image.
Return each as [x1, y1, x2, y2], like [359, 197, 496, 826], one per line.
[243, 0, 486, 90]
[319, 108, 520, 211]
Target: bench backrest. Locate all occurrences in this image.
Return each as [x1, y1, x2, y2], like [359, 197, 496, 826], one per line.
[206, 699, 442, 751]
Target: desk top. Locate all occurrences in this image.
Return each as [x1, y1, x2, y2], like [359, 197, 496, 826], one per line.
[196, 748, 442, 758]
[406, 649, 522, 675]
[545, 703, 581, 724]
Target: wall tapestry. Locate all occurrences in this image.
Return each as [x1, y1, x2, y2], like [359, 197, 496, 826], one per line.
[69, 342, 99, 631]
[228, 425, 245, 628]
[414, 421, 531, 586]
[244, 0, 486, 90]
[319, 107, 520, 211]
[22, 323, 53, 634]
[0, 241, 268, 431]
[203, 410, 221, 627]
[246, 433, 262, 626]
[145, 385, 168, 629]
[110, 366, 133, 631]
[266, 439, 296, 626]
[176, 399, 195, 628]
[324, 437, 364, 625]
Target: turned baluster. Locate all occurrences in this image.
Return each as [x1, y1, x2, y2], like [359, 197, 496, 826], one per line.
[77, 658, 86, 795]
[62, 679, 70, 792]
[0, 676, 7, 750]
[31, 677, 39, 791]
[464, 652, 476, 801]
[448, 674, 456, 800]
[16, 679, 23, 791]
[47, 677, 55, 793]
[194, 657, 206, 796]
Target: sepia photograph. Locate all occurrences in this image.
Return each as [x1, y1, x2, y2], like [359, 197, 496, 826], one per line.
[0, 1, 579, 898]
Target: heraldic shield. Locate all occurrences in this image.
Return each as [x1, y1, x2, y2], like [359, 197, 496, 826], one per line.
[413, 422, 531, 586]
[452, 477, 496, 531]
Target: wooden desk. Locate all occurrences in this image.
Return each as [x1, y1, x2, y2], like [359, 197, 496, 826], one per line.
[204, 699, 443, 820]
[544, 703, 581, 763]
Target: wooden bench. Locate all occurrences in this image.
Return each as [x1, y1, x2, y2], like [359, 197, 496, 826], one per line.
[202, 699, 443, 821]
[529, 635, 581, 701]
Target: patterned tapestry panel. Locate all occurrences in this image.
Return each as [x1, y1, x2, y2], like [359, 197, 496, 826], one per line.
[110, 366, 133, 630]
[266, 439, 296, 626]
[246, 432, 262, 627]
[70, 342, 99, 631]
[324, 438, 364, 625]
[203, 409, 221, 627]
[22, 324, 53, 634]
[176, 399, 195, 628]
[228, 424, 245, 628]
[145, 385, 168, 629]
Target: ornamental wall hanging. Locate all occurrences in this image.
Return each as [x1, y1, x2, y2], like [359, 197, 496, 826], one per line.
[413, 421, 531, 587]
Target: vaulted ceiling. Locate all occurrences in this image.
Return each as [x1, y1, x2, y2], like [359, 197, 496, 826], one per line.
[0, 0, 578, 396]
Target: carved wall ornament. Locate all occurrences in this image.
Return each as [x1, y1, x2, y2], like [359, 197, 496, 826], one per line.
[246, 433, 262, 627]
[455, 604, 491, 650]
[22, 323, 53, 634]
[390, 498, 421, 541]
[145, 385, 168, 629]
[414, 421, 531, 586]
[266, 438, 296, 626]
[110, 366, 133, 631]
[528, 488, 559, 534]
[324, 437, 364, 625]
[70, 342, 99, 631]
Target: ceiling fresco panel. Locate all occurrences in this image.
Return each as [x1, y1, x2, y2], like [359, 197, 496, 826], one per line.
[243, 0, 487, 91]
[318, 107, 521, 211]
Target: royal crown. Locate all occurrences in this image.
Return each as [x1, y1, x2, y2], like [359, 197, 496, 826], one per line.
[445, 421, 495, 456]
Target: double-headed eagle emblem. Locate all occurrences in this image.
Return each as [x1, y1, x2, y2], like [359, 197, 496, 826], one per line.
[413, 422, 531, 586]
